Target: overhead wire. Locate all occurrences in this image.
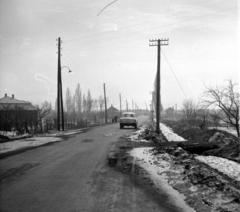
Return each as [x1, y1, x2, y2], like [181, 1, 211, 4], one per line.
[62, 6, 235, 53]
[97, 0, 118, 16]
[161, 49, 188, 100]
[61, 6, 235, 55]
[63, 0, 233, 45]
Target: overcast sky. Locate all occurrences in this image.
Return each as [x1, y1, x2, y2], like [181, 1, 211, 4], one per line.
[0, 0, 238, 110]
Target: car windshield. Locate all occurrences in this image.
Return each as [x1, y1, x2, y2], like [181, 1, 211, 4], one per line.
[122, 114, 135, 117]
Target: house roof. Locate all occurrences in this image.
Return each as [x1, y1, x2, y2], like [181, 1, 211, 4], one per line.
[0, 95, 37, 110]
[0, 96, 30, 104]
[107, 105, 119, 112]
[166, 107, 174, 112]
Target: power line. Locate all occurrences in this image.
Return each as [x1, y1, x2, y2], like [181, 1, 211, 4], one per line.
[64, 1, 234, 45]
[62, 6, 235, 53]
[97, 0, 118, 16]
[161, 49, 188, 100]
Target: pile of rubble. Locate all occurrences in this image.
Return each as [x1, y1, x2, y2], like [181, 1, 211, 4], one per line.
[118, 124, 240, 212]
[158, 146, 240, 212]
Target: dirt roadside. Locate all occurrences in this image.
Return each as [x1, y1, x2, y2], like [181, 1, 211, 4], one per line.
[109, 122, 240, 212]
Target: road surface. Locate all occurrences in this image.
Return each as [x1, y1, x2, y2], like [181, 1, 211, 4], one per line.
[0, 116, 193, 212]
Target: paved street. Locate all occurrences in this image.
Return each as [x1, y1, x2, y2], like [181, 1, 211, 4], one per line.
[0, 116, 190, 212]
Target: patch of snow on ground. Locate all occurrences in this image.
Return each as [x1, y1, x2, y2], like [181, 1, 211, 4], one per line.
[195, 156, 240, 182]
[0, 137, 62, 153]
[131, 147, 195, 212]
[126, 126, 150, 142]
[0, 131, 19, 137]
[160, 123, 186, 142]
[48, 129, 84, 136]
[208, 127, 238, 137]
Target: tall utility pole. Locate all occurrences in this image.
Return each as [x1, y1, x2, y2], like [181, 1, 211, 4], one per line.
[126, 99, 128, 111]
[57, 37, 65, 131]
[103, 83, 107, 123]
[132, 99, 134, 111]
[149, 38, 169, 133]
[119, 94, 122, 116]
[57, 37, 63, 131]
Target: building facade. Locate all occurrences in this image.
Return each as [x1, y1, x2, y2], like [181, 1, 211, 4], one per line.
[0, 94, 38, 132]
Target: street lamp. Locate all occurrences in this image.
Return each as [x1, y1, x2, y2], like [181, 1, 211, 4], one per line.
[57, 66, 72, 131]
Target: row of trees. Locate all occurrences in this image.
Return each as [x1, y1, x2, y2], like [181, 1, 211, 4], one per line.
[0, 83, 107, 134]
[181, 79, 239, 137]
[56, 83, 108, 123]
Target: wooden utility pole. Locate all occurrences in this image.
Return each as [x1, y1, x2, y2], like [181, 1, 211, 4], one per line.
[57, 37, 62, 131]
[149, 38, 169, 133]
[119, 94, 122, 116]
[103, 83, 107, 123]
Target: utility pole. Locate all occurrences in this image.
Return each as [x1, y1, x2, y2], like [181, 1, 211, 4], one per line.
[119, 94, 122, 117]
[57, 37, 63, 131]
[103, 83, 107, 123]
[132, 99, 134, 111]
[126, 99, 128, 111]
[149, 38, 169, 133]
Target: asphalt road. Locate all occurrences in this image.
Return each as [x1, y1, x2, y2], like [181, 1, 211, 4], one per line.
[0, 116, 193, 212]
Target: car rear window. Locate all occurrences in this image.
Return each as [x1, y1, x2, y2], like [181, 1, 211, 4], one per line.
[122, 114, 135, 117]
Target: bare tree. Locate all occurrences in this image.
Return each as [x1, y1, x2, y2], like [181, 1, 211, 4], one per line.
[34, 101, 52, 133]
[75, 83, 82, 119]
[98, 95, 105, 123]
[65, 87, 72, 117]
[197, 107, 211, 129]
[202, 79, 239, 137]
[181, 98, 199, 127]
[209, 109, 221, 128]
[71, 94, 76, 120]
[82, 94, 87, 119]
[86, 89, 93, 119]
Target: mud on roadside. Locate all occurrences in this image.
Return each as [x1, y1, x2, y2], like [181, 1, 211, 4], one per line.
[108, 125, 240, 212]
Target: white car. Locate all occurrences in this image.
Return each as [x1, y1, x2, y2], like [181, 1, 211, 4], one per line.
[119, 112, 138, 129]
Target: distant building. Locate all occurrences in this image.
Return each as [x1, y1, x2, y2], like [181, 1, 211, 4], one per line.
[165, 107, 175, 119]
[107, 105, 119, 120]
[0, 94, 37, 110]
[0, 94, 38, 132]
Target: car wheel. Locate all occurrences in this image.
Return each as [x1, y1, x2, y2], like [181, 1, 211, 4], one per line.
[134, 124, 137, 129]
[120, 124, 123, 129]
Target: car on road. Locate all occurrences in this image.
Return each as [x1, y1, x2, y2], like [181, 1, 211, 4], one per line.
[119, 112, 138, 129]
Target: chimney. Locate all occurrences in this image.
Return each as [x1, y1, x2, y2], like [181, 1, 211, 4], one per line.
[12, 94, 14, 99]
[5, 94, 7, 97]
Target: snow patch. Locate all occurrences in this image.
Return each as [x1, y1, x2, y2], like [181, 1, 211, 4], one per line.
[195, 155, 240, 182]
[130, 147, 195, 212]
[0, 137, 62, 153]
[160, 123, 186, 142]
[48, 129, 84, 136]
[126, 126, 150, 142]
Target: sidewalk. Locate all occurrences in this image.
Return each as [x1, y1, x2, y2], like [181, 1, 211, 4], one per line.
[0, 128, 86, 158]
